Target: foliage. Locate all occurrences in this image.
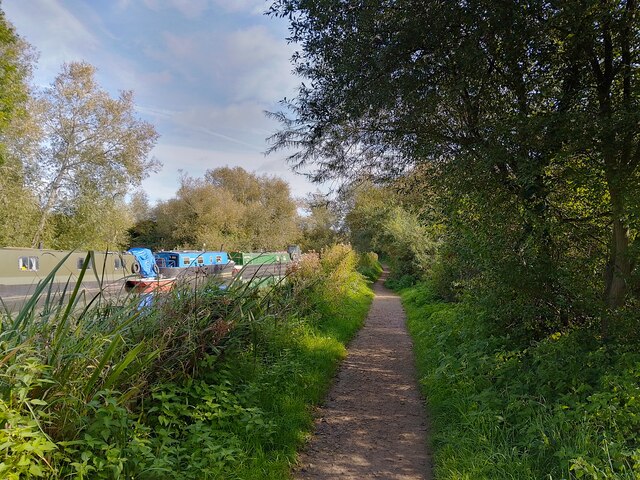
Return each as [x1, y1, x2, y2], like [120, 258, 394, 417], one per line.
[0, 245, 373, 478]
[24, 61, 159, 249]
[51, 192, 133, 250]
[269, 0, 640, 323]
[147, 167, 300, 251]
[403, 283, 640, 479]
[0, 8, 39, 247]
[0, 7, 32, 163]
[296, 192, 343, 252]
[345, 182, 436, 284]
[357, 251, 382, 283]
[0, 158, 40, 247]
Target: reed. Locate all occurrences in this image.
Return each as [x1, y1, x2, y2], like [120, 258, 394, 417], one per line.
[1, 245, 375, 478]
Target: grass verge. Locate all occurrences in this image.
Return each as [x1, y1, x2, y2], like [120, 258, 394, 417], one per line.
[401, 283, 640, 480]
[0, 245, 374, 479]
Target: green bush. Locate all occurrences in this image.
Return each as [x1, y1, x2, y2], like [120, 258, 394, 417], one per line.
[0, 245, 374, 478]
[403, 282, 640, 480]
[357, 252, 383, 282]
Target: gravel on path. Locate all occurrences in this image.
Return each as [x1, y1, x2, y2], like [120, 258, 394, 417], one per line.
[294, 272, 432, 479]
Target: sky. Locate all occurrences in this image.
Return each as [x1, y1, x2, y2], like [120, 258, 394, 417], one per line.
[3, 0, 319, 203]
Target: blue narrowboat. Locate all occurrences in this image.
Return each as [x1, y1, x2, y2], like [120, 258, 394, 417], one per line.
[154, 250, 234, 280]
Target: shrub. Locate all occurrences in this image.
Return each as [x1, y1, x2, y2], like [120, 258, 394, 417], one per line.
[1, 245, 374, 478]
[357, 252, 383, 282]
[403, 282, 640, 479]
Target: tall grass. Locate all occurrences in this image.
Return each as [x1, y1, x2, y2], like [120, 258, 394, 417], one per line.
[0, 245, 374, 478]
[401, 283, 640, 480]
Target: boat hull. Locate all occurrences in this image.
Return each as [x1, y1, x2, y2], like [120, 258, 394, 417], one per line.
[125, 277, 176, 294]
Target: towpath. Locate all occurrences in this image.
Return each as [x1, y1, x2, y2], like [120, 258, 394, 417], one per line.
[295, 272, 432, 479]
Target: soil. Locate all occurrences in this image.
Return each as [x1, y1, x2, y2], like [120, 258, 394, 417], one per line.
[294, 272, 432, 479]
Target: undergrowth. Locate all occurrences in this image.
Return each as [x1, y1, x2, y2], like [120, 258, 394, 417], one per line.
[356, 252, 383, 283]
[401, 283, 640, 480]
[0, 245, 374, 479]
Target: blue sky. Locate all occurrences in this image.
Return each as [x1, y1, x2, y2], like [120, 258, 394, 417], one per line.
[3, 0, 317, 203]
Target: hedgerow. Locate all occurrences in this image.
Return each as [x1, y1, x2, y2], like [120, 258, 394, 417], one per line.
[402, 283, 640, 479]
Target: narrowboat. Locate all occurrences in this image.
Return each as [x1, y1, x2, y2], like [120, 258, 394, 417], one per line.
[0, 247, 137, 308]
[125, 277, 177, 294]
[125, 247, 176, 294]
[229, 251, 292, 281]
[155, 250, 233, 283]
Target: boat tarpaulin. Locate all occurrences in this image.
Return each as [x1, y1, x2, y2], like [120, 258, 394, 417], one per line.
[127, 247, 157, 278]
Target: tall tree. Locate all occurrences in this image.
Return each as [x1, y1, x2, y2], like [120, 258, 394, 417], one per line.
[269, 0, 640, 311]
[205, 167, 300, 250]
[26, 61, 159, 248]
[153, 168, 300, 251]
[0, 5, 39, 246]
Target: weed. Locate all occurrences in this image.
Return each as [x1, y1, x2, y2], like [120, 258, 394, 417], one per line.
[403, 282, 640, 479]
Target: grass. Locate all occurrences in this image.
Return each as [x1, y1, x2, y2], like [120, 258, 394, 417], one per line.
[401, 283, 640, 480]
[0, 245, 375, 479]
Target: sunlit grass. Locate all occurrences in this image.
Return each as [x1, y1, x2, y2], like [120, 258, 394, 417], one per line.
[0, 246, 377, 479]
[401, 282, 640, 480]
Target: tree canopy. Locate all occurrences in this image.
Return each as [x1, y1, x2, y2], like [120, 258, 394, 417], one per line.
[0, 7, 31, 162]
[270, 0, 640, 317]
[0, 7, 39, 247]
[141, 167, 300, 252]
[25, 61, 159, 248]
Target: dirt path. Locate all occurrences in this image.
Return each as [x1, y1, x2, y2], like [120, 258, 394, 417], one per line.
[295, 273, 432, 479]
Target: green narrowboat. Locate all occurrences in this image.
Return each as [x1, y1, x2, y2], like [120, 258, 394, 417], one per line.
[229, 251, 292, 281]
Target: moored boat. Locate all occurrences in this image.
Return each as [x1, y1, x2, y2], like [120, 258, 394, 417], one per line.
[229, 251, 292, 281]
[153, 250, 234, 281]
[126, 247, 176, 294]
[124, 276, 177, 294]
[0, 247, 136, 300]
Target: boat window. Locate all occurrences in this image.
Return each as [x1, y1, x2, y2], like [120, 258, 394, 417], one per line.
[19, 256, 39, 271]
[209, 256, 214, 263]
[183, 257, 191, 265]
[156, 258, 166, 267]
[114, 257, 123, 269]
[77, 257, 93, 269]
[216, 255, 222, 263]
[197, 257, 204, 264]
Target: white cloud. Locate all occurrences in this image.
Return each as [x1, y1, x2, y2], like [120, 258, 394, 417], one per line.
[150, 26, 297, 103]
[142, 0, 260, 18]
[3, 0, 101, 82]
[175, 102, 275, 137]
[115, 0, 132, 10]
[223, 26, 298, 102]
[211, 0, 270, 15]
[168, 0, 210, 18]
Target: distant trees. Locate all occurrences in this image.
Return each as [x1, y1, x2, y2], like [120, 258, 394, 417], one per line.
[139, 167, 300, 252]
[344, 183, 434, 280]
[296, 192, 343, 252]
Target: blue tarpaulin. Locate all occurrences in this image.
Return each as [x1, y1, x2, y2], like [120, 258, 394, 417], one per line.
[127, 247, 158, 278]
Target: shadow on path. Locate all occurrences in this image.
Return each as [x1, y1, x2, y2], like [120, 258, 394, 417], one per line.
[295, 271, 432, 479]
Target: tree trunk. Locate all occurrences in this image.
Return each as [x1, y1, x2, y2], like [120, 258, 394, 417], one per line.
[604, 196, 631, 309]
[31, 172, 64, 248]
